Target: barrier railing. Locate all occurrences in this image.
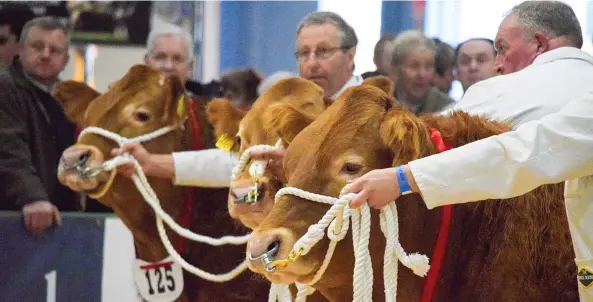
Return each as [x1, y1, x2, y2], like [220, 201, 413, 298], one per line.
[0, 211, 141, 302]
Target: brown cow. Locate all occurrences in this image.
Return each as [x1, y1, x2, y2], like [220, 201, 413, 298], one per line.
[206, 77, 394, 231]
[54, 65, 271, 301]
[245, 83, 578, 301]
[205, 77, 328, 230]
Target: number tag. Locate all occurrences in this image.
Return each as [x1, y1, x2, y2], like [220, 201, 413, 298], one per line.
[132, 257, 184, 302]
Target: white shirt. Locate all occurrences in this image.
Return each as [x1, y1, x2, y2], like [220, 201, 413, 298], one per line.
[173, 148, 238, 188]
[331, 74, 364, 100]
[173, 73, 364, 188]
[443, 47, 593, 129]
[408, 47, 593, 300]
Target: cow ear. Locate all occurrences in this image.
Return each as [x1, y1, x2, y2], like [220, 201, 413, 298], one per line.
[161, 75, 187, 126]
[379, 109, 433, 166]
[362, 75, 395, 96]
[263, 102, 314, 146]
[206, 98, 246, 147]
[54, 81, 100, 127]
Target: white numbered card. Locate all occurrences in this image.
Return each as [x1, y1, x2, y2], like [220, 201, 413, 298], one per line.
[132, 256, 184, 302]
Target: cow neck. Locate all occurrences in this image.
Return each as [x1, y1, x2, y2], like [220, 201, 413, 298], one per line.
[130, 95, 200, 262]
[419, 128, 453, 302]
[176, 96, 202, 254]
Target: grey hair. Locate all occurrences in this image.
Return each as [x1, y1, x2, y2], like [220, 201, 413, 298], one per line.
[20, 16, 71, 44]
[146, 23, 194, 61]
[296, 11, 358, 50]
[391, 30, 436, 66]
[510, 0, 582, 48]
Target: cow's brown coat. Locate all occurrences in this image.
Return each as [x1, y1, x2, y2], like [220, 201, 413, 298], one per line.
[247, 83, 577, 301]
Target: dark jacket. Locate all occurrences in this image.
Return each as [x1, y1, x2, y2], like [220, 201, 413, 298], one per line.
[396, 86, 456, 115]
[361, 70, 387, 79]
[0, 57, 78, 211]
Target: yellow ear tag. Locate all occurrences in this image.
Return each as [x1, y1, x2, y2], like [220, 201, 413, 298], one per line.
[176, 94, 186, 119]
[216, 133, 235, 152]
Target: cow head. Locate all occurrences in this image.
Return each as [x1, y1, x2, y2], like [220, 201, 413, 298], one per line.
[245, 80, 424, 289]
[205, 78, 329, 229]
[56, 64, 186, 223]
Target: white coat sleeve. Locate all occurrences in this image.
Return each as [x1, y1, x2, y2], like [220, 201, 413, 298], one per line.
[408, 91, 593, 209]
[172, 148, 238, 188]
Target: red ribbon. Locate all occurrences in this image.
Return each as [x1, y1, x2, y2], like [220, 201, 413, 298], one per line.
[175, 97, 202, 253]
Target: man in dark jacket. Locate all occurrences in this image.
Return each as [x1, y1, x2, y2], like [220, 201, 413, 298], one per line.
[0, 16, 77, 234]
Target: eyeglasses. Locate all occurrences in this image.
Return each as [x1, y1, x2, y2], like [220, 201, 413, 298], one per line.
[294, 47, 346, 61]
[27, 41, 67, 57]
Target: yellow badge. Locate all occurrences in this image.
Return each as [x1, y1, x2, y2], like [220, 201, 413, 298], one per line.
[579, 267, 593, 288]
[215, 133, 235, 152]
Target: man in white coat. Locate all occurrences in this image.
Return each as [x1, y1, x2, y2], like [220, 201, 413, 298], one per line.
[114, 12, 363, 186]
[345, 1, 593, 300]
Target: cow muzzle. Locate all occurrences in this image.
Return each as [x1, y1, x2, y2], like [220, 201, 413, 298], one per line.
[58, 144, 106, 192]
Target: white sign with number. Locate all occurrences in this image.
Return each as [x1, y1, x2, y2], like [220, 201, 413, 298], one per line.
[132, 256, 184, 302]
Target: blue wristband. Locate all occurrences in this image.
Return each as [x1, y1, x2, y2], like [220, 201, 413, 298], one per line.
[395, 165, 413, 195]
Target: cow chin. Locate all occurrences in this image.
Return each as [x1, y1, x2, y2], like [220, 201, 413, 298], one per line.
[250, 260, 319, 285]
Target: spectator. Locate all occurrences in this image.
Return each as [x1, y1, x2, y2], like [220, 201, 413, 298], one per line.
[431, 37, 455, 94]
[0, 17, 77, 234]
[145, 23, 194, 84]
[454, 38, 497, 93]
[361, 33, 396, 79]
[220, 68, 262, 111]
[0, 6, 36, 66]
[389, 30, 455, 114]
[295, 11, 362, 100]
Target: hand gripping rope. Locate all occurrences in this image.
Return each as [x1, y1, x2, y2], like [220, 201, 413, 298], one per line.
[76, 126, 251, 282]
[233, 142, 430, 302]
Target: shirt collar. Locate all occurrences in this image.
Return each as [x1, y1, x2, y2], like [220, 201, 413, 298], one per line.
[331, 74, 363, 100]
[532, 47, 593, 66]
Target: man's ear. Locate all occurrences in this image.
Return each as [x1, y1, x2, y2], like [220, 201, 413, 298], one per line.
[205, 98, 246, 142]
[54, 81, 100, 126]
[379, 109, 433, 166]
[263, 102, 314, 147]
[533, 31, 550, 55]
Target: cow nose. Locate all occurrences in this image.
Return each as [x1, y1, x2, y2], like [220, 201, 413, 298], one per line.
[248, 232, 281, 260]
[61, 147, 92, 167]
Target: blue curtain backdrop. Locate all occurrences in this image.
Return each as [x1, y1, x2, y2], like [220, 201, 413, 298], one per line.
[219, 0, 415, 76]
[381, 1, 414, 35]
[219, 1, 317, 76]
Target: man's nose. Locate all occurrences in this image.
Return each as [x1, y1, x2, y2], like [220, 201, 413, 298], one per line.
[163, 58, 174, 69]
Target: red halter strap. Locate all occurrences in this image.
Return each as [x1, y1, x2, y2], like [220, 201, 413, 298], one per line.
[420, 128, 453, 302]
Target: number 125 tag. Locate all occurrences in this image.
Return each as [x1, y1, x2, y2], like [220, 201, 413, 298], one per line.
[133, 256, 184, 302]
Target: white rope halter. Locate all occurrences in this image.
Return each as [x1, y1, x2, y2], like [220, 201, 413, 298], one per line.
[77, 126, 251, 282]
[231, 141, 318, 301]
[235, 142, 430, 302]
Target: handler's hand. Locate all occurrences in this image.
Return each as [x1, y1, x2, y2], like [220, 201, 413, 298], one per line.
[111, 142, 151, 177]
[250, 146, 287, 183]
[347, 168, 401, 209]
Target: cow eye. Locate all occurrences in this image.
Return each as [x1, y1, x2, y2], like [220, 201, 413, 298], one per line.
[135, 111, 151, 122]
[342, 163, 362, 174]
[236, 136, 242, 147]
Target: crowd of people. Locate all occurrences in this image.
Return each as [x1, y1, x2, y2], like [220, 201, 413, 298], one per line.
[2, 1, 593, 299]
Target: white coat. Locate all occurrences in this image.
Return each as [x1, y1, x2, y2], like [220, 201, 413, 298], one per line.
[408, 47, 593, 300]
